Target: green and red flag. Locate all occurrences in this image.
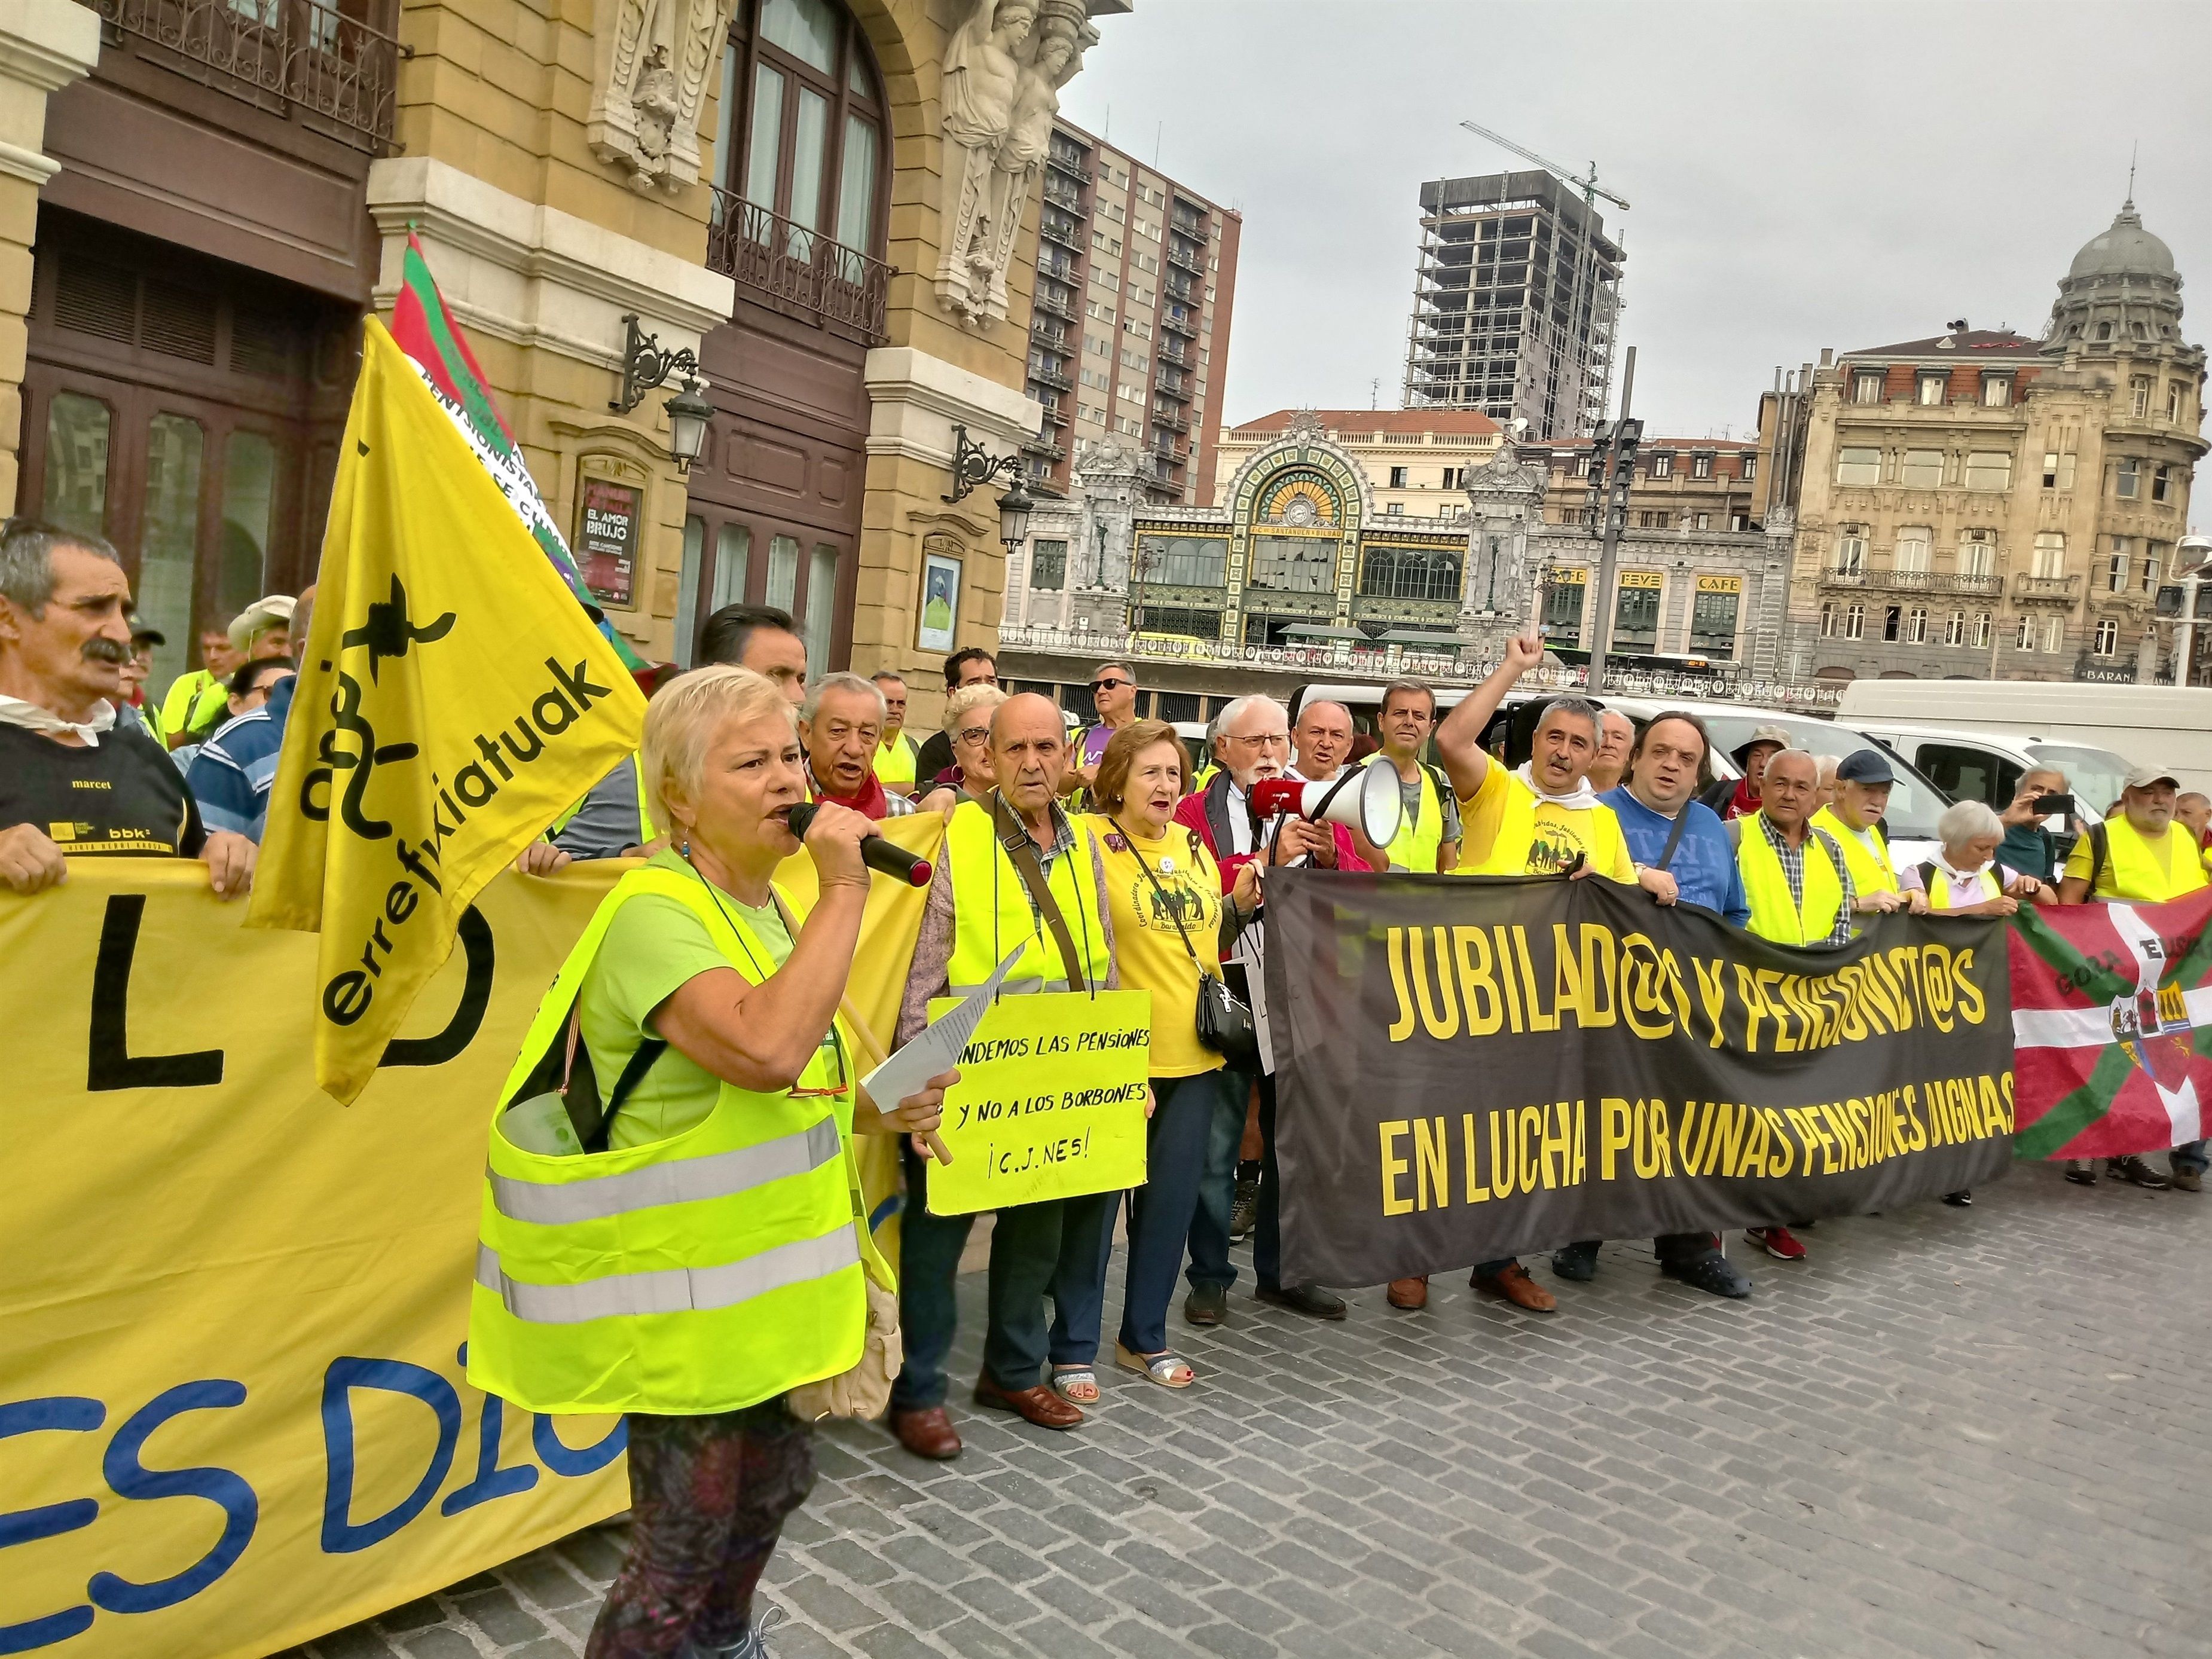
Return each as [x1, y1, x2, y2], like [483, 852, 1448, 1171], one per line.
[387, 231, 650, 675]
[2009, 888, 2212, 1159]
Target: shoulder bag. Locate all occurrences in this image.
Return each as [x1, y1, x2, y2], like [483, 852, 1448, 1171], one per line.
[1116, 820, 1258, 1067]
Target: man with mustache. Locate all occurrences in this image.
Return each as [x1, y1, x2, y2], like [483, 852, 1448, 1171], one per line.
[0, 518, 255, 897]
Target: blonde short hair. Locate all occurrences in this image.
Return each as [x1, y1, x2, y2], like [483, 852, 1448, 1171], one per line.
[942, 682, 1009, 734]
[641, 665, 796, 835]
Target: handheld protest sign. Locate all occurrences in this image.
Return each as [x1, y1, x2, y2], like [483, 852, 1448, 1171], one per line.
[922, 988, 1152, 1214]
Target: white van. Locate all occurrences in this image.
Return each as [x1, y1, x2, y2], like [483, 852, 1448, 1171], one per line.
[1840, 719, 2132, 823]
[1836, 681, 2212, 796]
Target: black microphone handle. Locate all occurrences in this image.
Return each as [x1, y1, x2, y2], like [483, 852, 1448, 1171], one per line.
[786, 802, 933, 887]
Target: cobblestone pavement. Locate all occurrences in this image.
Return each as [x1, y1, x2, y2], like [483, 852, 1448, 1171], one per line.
[297, 1162, 2211, 1659]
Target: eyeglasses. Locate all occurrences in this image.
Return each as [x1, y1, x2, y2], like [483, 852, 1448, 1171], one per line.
[955, 725, 992, 746]
[787, 1025, 850, 1099]
[1227, 732, 1291, 749]
[1089, 678, 1132, 693]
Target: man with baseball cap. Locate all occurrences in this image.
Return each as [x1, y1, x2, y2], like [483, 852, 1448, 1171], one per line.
[1704, 723, 1792, 820]
[1813, 749, 1926, 929]
[229, 595, 296, 662]
[2058, 761, 2212, 1190]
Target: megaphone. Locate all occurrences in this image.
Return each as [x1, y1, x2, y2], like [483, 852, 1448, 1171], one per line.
[1249, 761, 1404, 849]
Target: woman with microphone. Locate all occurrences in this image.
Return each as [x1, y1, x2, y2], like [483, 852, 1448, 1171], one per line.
[470, 665, 951, 1659]
[1052, 720, 1256, 1393]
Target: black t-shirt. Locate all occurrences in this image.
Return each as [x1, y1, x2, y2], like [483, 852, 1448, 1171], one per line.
[0, 720, 206, 857]
[913, 729, 955, 792]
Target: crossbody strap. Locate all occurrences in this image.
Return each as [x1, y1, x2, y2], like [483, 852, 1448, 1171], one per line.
[995, 792, 1090, 992]
[1655, 805, 1691, 873]
[1114, 819, 1204, 968]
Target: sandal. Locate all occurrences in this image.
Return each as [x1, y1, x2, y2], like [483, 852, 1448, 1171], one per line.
[1050, 1365, 1099, 1404]
[1114, 1343, 1196, 1389]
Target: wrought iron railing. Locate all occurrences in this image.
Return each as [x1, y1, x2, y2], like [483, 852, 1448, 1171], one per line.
[1027, 363, 1072, 392]
[1047, 149, 1092, 185]
[706, 188, 891, 343]
[1162, 305, 1198, 338]
[1166, 240, 1205, 276]
[1038, 248, 1079, 282]
[90, 0, 401, 151]
[1032, 287, 1076, 322]
[1041, 217, 1084, 250]
[1820, 567, 2002, 595]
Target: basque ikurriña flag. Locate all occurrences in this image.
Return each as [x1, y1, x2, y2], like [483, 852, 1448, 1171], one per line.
[387, 231, 650, 676]
[2009, 888, 2212, 1159]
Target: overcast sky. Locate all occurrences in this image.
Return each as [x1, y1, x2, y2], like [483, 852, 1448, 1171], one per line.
[1061, 1, 2212, 442]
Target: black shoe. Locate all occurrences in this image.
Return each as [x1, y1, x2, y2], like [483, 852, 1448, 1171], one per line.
[1183, 1282, 1228, 1327]
[1229, 1175, 1260, 1242]
[1550, 1240, 1600, 1282]
[1942, 1190, 1972, 1206]
[1660, 1252, 1751, 1300]
[1255, 1283, 1346, 1320]
[2064, 1159, 2097, 1186]
[2108, 1155, 2171, 1190]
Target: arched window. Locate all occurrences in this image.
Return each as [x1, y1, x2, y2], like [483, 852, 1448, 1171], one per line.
[713, 0, 885, 272]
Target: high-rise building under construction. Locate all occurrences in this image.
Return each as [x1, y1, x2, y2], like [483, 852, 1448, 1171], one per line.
[1401, 170, 1624, 438]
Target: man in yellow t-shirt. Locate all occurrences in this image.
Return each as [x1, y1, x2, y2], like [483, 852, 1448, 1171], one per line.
[2058, 762, 2212, 1191]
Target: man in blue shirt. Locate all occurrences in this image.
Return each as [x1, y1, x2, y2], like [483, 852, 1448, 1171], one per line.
[184, 585, 310, 843]
[1557, 710, 1753, 1299]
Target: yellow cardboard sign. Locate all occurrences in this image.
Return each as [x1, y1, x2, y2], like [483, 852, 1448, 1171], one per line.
[924, 989, 1153, 1214]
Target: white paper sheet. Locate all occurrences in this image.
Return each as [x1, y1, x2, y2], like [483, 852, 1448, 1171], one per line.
[859, 939, 1029, 1110]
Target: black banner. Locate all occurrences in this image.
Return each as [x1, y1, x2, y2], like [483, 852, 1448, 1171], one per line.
[1264, 872, 2017, 1287]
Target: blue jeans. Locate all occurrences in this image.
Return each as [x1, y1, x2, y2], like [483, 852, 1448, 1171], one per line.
[1185, 1067, 1252, 1293]
[2173, 1139, 2207, 1176]
[1041, 1187, 1122, 1370]
[1120, 1070, 1236, 1354]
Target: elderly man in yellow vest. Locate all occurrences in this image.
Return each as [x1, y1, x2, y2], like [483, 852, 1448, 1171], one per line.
[1811, 748, 1927, 929]
[2058, 762, 2212, 1191]
[887, 692, 1120, 1460]
[1392, 630, 1636, 1316]
[1374, 680, 1461, 873]
[870, 671, 921, 794]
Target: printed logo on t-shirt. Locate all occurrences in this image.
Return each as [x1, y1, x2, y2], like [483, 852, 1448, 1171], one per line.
[1524, 816, 1597, 875]
[70, 778, 113, 790]
[1125, 867, 1215, 934]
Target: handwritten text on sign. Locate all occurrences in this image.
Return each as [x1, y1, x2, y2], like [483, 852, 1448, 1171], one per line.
[924, 989, 1152, 1214]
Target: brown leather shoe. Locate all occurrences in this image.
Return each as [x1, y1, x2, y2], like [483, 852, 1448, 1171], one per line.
[973, 1375, 1083, 1429]
[888, 1406, 961, 1461]
[1470, 1261, 1557, 1312]
[1386, 1276, 1429, 1310]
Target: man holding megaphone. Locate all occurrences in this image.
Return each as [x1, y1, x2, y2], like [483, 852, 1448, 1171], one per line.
[1174, 695, 1371, 1325]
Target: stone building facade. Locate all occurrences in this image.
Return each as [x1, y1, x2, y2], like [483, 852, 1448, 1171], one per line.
[1783, 200, 2205, 684]
[4, 0, 1129, 733]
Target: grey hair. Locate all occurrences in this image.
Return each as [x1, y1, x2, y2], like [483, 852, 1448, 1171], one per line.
[1218, 693, 1289, 734]
[1295, 698, 1353, 729]
[0, 518, 121, 615]
[800, 670, 886, 725]
[1814, 753, 1844, 781]
[1938, 798, 2005, 848]
[942, 682, 1008, 733]
[1535, 695, 1602, 738]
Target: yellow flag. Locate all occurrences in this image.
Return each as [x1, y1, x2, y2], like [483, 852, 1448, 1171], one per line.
[250, 319, 645, 1102]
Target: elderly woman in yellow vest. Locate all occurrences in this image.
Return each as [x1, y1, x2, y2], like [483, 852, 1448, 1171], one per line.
[914, 682, 1006, 813]
[1411, 631, 1636, 1316]
[469, 666, 952, 1659]
[1810, 749, 1927, 926]
[1905, 799, 2051, 916]
[1054, 719, 1258, 1392]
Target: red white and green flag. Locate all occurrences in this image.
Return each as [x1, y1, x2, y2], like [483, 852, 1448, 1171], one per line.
[387, 231, 649, 674]
[2009, 888, 2212, 1159]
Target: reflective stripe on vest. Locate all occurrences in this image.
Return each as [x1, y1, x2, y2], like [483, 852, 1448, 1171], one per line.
[1465, 771, 1627, 878]
[873, 731, 919, 789]
[943, 798, 1112, 994]
[475, 1223, 858, 1326]
[489, 1116, 843, 1227]
[1737, 818, 1846, 946]
[2096, 818, 2211, 903]
[1813, 806, 1895, 895]
[1385, 763, 1444, 872]
[467, 863, 869, 1415]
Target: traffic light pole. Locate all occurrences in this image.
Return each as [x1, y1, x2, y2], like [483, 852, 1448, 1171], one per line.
[1585, 345, 1636, 698]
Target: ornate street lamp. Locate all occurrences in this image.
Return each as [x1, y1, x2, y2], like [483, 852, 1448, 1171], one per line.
[612, 313, 713, 475]
[943, 422, 1023, 504]
[997, 477, 1035, 552]
[663, 379, 714, 476]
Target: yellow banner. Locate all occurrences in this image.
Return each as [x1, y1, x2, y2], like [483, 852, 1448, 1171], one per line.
[924, 990, 1153, 1215]
[249, 320, 646, 1104]
[1, 854, 927, 1659]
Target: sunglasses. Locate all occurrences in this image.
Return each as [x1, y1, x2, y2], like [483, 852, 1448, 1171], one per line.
[1090, 678, 1131, 693]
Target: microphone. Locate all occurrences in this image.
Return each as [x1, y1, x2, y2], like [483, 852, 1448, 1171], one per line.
[785, 802, 933, 887]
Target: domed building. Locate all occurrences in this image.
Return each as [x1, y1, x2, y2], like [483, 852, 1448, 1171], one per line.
[1783, 198, 2206, 685]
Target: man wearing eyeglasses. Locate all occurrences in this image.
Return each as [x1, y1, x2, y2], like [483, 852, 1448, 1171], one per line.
[912, 647, 999, 787]
[1071, 660, 1140, 794]
[1173, 695, 1367, 1327]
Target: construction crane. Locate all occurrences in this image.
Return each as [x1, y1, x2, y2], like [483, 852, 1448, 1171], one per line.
[1457, 119, 1630, 212]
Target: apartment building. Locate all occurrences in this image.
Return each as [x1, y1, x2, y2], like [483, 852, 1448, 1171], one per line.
[1024, 118, 1240, 506]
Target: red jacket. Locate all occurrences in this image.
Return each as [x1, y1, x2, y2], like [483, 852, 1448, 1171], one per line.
[1173, 773, 1368, 893]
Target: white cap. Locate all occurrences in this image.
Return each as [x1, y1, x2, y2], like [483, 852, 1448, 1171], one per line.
[228, 594, 297, 653]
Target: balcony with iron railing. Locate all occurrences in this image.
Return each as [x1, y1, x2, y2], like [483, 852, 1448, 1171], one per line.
[1166, 240, 1205, 276]
[88, 0, 403, 151]
[1037, 397, 1067, 426]
[1032, 286, 1076, 323]
[1151, 405, 1189, 433]
[1171, 206, 1207, 237]
[1163, 273, 1199, 306]
[1027, 362, 1072, 392]
[1038, 248, 1080, 282]
[2014, 573, 2083, 603]
[1047, 147, 1093, 185]
[1030, 319, 1070, 353]
[1156, 366, 1191, 398]
[1022, 435, 1066, 461]
[1817, 567, 2003, 595]
[1043, 176, 1084, 213]
[707, 188, 891, 341]
[1041, 216, 1084, 250]
[1157, 343, 1191, 369]
[1162, 306, 1198, 338]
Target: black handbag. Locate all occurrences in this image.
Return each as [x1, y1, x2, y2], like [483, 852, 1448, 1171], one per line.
[1116, 820, 1259, 1067]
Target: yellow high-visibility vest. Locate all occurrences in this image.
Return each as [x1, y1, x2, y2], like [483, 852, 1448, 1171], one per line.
[1737, 815, 1848, 946]
[160, 669, 229, 740]
[468, 863, 875, 1416]
[943, 796, 1111, 995]
[548, 751, 656, 847]
[873, 730, 919, 792]
[1921, 863, 2003, 912]
[1384, 761, 1444, 873]
[2088, 818, 2212, 903]
[1813, 806, 1897, 896]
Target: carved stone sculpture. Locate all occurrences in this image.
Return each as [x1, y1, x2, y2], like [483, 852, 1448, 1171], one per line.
[982, 8, 1092, 317]
[589, 0, 727, 195]
[936, 0, 1037, 323]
